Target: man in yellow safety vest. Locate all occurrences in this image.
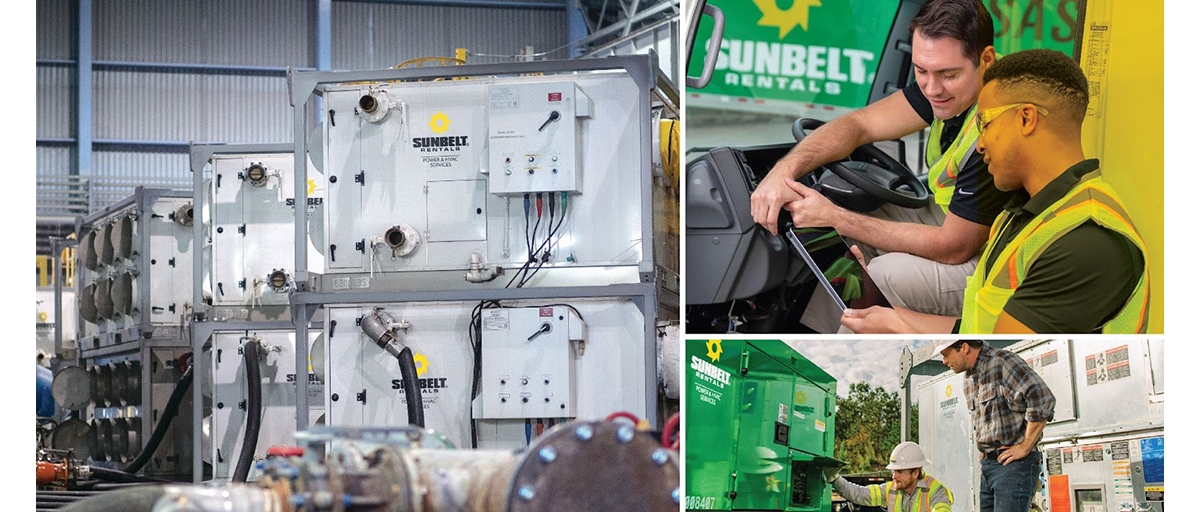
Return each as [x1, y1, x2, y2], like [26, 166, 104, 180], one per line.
[840, 49, 1150, 333]
[826, 442, 952, 512]
[751, 0, 1015, 331]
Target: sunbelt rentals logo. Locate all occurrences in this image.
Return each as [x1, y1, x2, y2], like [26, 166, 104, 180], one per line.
[709, 0, 878, 96]
[412, 111, 469, 154]
[391, 351, 449, 410]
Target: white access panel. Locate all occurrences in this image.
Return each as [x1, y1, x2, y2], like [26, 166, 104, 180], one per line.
[323, 300, 645, 450]
[209, 330, 323, 481]
[146, 197, 194, 326]
[207, 152, 325, 307]
[323, 304, 477, 446]
[487, 82, 590, 195]
[917, 370, 978, 512]
[320, 71, 647, 278]
[1016, 339, 1078, 423]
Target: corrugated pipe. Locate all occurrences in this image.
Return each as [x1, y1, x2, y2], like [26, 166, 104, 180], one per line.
[232, 340, 262, 483]
[122, 365, 193, 475]
[398, 346, 425, 428]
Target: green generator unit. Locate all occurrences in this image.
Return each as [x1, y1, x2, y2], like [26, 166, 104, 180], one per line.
[684, 339, 842, 511]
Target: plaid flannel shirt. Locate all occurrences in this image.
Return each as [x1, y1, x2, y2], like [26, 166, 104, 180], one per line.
[964, 342, 1056, 453]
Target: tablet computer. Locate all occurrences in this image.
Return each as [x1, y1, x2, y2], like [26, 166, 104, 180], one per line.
[783, 227, 892, 312]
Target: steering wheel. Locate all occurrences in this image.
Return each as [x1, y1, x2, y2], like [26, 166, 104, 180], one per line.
[792, 118, 929, 209]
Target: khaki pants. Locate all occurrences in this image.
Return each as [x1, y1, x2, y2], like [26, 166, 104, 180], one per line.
[799, 201, 978, 333]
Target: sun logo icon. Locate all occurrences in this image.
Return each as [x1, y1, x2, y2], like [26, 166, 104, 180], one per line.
[429, 112, 451, 134]
[752, 0, 822, 39]
[945, 384, 953, 398]
[706, 339, 723, 362]
[413, 352, 430, 377]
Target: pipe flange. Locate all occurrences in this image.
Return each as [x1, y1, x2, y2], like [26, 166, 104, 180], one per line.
[267, 269, 291, 292]
[359, 90, 394, 123]
[384, 224, 421, 258]
[175, 203, 194, 227]
[244, 162, 271, 187]
[507, 420, 679, 512]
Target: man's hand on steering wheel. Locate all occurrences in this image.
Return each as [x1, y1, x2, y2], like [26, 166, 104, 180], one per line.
[751, 165, 805, 235]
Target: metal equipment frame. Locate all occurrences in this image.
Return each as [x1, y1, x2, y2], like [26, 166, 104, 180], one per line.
[284, 54, 679, 433]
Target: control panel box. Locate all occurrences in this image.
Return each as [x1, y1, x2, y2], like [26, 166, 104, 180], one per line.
[487, 82, 591, 195]
[479, 306, 582, 419]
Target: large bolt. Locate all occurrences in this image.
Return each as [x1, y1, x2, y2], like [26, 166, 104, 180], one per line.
[518, 485, 536, 501]
[652, 448, 669, 466]
[539, 446, 557, 464]
[575, 425, 594, 441]
[672, 488, 680, 503]
[617, 425, 635, 443]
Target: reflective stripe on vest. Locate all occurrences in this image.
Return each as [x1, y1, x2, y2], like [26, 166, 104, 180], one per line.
[882, 476, 951, 512]
[925, 104, 980, 214]
[960, 170, 1151, 333]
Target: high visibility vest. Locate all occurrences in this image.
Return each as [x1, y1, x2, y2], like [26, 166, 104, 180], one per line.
[960, 169, 1151, 333]
[925, 104, 980, 213]
[866, 475, 953, 512]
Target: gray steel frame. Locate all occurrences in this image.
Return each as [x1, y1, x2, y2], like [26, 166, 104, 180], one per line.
[76, 187, 195, 352]
[187, 143, 308, 482]
[285, 55, 675, 432]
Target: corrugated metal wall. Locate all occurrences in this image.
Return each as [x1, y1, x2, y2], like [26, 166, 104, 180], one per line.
[332, 3, 568, 68]
[36, 0, 570, 220]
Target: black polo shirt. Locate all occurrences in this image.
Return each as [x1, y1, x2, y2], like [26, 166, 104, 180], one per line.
[903, 82, 1016, 227]
[976, 159, 1144, 333]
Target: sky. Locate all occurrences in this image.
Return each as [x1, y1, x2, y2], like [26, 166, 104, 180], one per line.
[782, 338, 934, 397]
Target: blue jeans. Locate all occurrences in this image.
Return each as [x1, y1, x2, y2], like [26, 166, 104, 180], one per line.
[980, 451, 1040, 512]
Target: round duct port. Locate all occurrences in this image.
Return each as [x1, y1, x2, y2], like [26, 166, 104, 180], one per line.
[95, 418, 114, 462]
[112, 271, 135, 316]
[359, 94, 379, 114]
[50, 418, 94, 462]
[245, 163, 270, 187]
[267, 269, 290, 292]
[51, 365, 92, 411]
[94, 278, 115, 320]
[176, 203, 194, 227]
[112, 215, 134, 261]
[383, 224, 420, 258]
[358, 90, 393, 123]
[80, 230, 99, 270]
[79, 283, 99, 324]
[96, 222, 115, 266]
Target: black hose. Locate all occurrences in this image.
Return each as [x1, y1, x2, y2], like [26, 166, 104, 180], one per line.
[232, 340, 263, 483]
[122, 365, 193, 474]
[87, 466, 172, 484]
[398, 346, 425, 428]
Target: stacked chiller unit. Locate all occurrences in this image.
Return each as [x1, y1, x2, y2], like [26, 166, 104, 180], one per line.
[914, 339, 1164, 512]
[59, 188, 196, 478]
[189, 143, 327, 481]
[283, 54, 680, 452]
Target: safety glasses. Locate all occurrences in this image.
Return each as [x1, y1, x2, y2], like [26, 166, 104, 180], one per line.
[975, 103, 1049, 133]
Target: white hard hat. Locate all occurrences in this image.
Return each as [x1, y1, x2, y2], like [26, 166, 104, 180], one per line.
[932, 339, 959, 355]
[886, 441, 931, 470]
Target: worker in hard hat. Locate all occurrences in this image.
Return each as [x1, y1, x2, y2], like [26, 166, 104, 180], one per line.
[824, 441, 952, 512]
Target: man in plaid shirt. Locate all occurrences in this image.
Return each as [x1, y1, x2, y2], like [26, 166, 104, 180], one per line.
[935, 340, 1055, 511]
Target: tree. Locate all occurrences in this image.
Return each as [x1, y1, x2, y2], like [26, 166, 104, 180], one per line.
[833, 382, 918, 474]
